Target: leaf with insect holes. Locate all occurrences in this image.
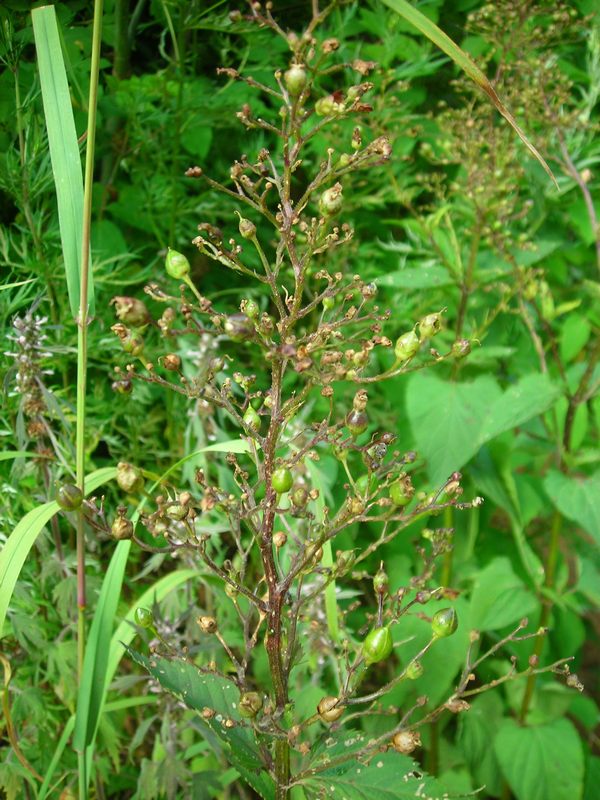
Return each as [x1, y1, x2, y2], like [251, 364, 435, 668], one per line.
[127, 649, 275, 800]
[301, 741, 455, 800]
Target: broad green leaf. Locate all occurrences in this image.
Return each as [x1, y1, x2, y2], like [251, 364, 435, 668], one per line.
[479, 374, 561, 444]
[458, 693, 504, 796]
[543, 471, 600, 544]
[471, 451, 544, 584]
[377, 264, 454, 289]
[407, 373, 560, 485]
[128, 650, 275, 800]
[495, 718, 584, 800]
[381, 0, 557, 186]
[0, 467, 116, 639]
[32, 6, 94, 317]
[302, 749, 453, 799]
[469, 557, 538, 630]
[405, 373, 501, 484]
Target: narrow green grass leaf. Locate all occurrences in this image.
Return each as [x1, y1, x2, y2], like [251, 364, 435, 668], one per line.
[0, 467, 116, 639]
[38, 716, 75, 800]
[73, 540, 131, 752]
[381, 0, 557, 186]
[31, 5, 94, 317]
[0, 450, 52, 461]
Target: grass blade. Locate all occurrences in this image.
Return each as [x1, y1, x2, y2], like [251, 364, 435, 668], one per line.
[381, 0, 557, 186]
[0, 467, 116, 639]
[31, 5, 94, 317]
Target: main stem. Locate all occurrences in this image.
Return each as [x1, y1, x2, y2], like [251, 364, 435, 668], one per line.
[261, 360, 290, 798]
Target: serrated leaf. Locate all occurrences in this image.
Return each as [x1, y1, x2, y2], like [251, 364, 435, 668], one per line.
[458, 693, 504, 796]
[406, 373, 560, 484]
[405, 373, 501, 484]
[479, 374, 561, 444]
[301, 750, 453, 799]
[495, 718, 584, 800]
[543, 471, 600, 544]
[469, 557, 538, 630]
[127, 650, 275, 800]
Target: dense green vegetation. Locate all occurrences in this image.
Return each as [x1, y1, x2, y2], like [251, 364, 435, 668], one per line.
[0, 1, 598, 798]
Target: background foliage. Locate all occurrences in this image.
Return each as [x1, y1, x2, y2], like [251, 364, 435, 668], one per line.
[0, 0, 598, 798]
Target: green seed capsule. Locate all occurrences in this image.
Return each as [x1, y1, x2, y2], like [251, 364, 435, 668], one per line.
[346, 410, 368, 438]
[389, 474, 414, 507]
[56, 483, 83, 511]
[271, 467, 293, 494]
[373, 565, 389, 596]
[431, 607, 458, 638]
[394, 330, 420, 361]
[419, 312, 443, 339]
[284, 64, 307, 96]
[317, 696, 344, 723]
[165, 248, 190, 280]
[134, 607, 154, 628]
[243, 406, 261, 432]
[319, 183, 343, 216]
[116, 462, 144, 494]
[363, 626, 393, 665]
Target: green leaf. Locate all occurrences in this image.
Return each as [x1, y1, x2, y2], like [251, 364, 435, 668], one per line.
[32, 5, 94, 317]
[405, 373, 501, 484]
[301, 749, 453, 799]
[128, 650, 275, 800]
[406, 373, 560, 484]
[74, 541, 131, 752]
[494, 718, 584, 800]
[543, 471, 600, 545]
[479, 374, 561, 444]
[458, 693, 504, 796]
[0, 467, 117, 639]
[469, 557, 538, 630]
[378, 264, 454, 289]
[380, 0, 557, 186]
[0, 451, 52, 461]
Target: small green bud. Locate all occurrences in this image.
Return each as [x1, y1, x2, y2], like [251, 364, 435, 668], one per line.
[284, 64, 307, 96]
[373, 564, 389, 596]
[291, 486, 309, 507]
[419, 312, 443, 339]
[238, 216, 257, 239]
[56, 483, 83, 511]
[315, 95, 336, 116]
[355, 473, 377, 497]
[122, 333, 145, 357]
[241, 298, 260, 319]
[165, 248, 190, 279]
[323, 296, 335, 310]
[431, 607, 458, 638]
[363, 626, 393, 665]
[319, 183, 343, 216]
[452, 339, 471, 359]
[394, 329, 420, 361]
[239, 691, 263, 718]
[405, 659, 424, 680]
[134, 607, 154, 628]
